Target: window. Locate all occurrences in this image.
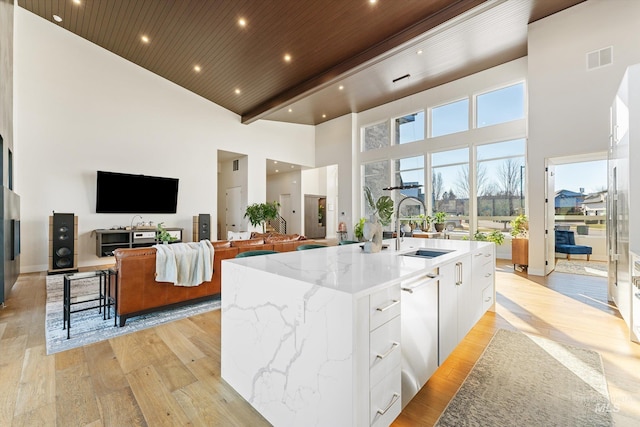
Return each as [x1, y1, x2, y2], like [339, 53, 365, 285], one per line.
[476, 139, 526, 232]
[363, 160, 390, 218]
[362, 121, 390, 151]
[394, 156, 425, 220]
[395, 111, 424, 144]
[431, 148, 469, 232]
[476, 82, 524, 128]
[431, 99, 469, 137]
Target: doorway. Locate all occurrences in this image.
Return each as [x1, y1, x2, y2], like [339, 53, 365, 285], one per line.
[547, 154, 608, 276]
[225, 186, 242, 236]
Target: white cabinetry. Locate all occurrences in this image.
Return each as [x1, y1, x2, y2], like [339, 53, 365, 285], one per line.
[471, 245, 496, 323]
[438, 254, 472, 364]
[367, 286, 402, 426]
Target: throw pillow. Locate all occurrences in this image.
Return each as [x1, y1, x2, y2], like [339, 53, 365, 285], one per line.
[227, 231, 251, 241]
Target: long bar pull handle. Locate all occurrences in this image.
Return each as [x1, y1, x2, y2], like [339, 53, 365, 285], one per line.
[376, 299, 399, 312]
[376, 342, 399, 360]
[377, 393, 400, 416]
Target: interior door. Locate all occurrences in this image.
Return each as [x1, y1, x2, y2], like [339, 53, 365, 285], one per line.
[279, 194, 291, 234]
[545, 162, 556, 275]
[225, 186, 242, 235]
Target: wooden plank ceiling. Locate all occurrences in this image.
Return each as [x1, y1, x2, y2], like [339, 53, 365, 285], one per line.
[19, 0, 584, 125]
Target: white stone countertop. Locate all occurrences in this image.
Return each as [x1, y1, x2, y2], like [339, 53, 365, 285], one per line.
[224, 238, 493, 297]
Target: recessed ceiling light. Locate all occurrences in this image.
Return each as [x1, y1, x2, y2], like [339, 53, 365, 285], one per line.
[274, 161, 278, 164]
[73, 0, 81, 4]
[322, 114, 327, 118]
[284, 53, 292, 63]
[369, 0, 378, 4]
[238, 18, 247, 28]
[194, 65, 201, 72]
[53, 15, 62, 22]
[275, 169, 279, 173]
[288, 108, 293, 113]
[417, 49, 423, 55]
[291, 165, 295, 168]
[141, 35, 150, 44]
[338, 85, 344, 91]
[235, 88, 241, 95]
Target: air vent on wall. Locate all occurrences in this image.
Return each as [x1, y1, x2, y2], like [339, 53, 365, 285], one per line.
[233, 159, 239, 171]
[586, 46, 613, 70]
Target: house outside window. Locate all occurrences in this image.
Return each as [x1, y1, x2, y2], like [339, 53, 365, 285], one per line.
[395, 111, 424, 144]
[362, 121, 390, 151]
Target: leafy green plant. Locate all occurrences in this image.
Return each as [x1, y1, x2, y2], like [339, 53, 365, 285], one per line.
[156, 222, 177, 243]
[417, 214, 432, 231]
[244, 201, 280, 233]
[364, 186, 394, 226]
[510, 214, 529, 238]
[467, 230, 505, 245]
[433, 211, 447, 224]
[354, 217, 366, 240]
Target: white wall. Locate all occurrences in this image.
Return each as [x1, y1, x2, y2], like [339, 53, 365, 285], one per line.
[316, 114, 357, 239]
[266, 170, 302, 235]
[14, 8, 314, 272]
[527, 0, 640, 275]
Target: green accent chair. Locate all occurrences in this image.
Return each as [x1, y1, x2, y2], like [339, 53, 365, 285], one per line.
[235, 250, 278, 258]
[338, 240, 360, 245]
[296, 244, 328, 251]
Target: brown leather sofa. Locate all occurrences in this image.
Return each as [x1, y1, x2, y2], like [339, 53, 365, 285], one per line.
[112, 234, 311, 326]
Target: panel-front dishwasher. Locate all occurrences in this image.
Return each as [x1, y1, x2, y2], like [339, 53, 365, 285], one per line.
[400, 269, 439, 408]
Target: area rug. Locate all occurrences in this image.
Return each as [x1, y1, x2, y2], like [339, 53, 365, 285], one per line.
[435, 329, 613, 426]
[45, 274, 221, 355]
[554, 259, 608, 278]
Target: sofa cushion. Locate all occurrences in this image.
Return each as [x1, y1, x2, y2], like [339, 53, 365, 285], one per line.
[231, 238, 265, 247]
[266, 234, 303, 243]
[250, 232, 273, 239]
[211, 240, 231, 249]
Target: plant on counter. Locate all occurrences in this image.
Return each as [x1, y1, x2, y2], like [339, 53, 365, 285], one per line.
[433, 211, 447, 232]
[156, 222, 177, 243]
[417, 214, 432, 231]
[244, 201, 281, 233]
[510, 214, 529, 239]
[354, 217, 366, 241]
[363, 186, 394, 226]
[468, 230, 505, 245]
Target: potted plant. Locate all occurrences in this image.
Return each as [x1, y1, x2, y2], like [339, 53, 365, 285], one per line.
[418, 214, 432, 232]
[362, 187, 394, 253]
[244, 201, 280, 233]
[156, 222, 177, 243]
[433, 211, 447, 232]
[510, 214, 528, 269]
[354, 217, 366, 241]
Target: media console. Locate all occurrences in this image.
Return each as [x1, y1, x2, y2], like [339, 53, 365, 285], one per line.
[94, 228, 183, 257]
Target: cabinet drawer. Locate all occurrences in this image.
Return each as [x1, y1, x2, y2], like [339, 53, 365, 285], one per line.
[482, 284, 494, 311]
[370, 285, 401, 331]
[370, 316, 401, 387]
[370, 365, 401, 427]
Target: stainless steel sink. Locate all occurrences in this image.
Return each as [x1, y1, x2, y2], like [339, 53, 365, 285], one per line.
[400, 249, 452, 259]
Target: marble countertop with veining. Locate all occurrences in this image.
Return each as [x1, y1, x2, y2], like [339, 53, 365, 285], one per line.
[224, 238, 492, 297]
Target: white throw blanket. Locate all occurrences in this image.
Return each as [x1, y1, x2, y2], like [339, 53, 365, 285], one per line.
[153, 240, 214, 287]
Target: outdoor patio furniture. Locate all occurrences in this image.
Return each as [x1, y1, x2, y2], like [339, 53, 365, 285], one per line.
[555, 230, 592, 261]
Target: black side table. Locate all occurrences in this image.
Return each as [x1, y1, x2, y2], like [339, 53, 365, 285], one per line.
[63, 270, 109, 339]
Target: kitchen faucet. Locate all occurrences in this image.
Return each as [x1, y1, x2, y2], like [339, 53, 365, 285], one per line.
[130, 214, 143, 230]
[395, 196, 427, 250]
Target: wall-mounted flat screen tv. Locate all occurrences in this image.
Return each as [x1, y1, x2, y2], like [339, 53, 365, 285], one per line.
[96, 171, 179, 213]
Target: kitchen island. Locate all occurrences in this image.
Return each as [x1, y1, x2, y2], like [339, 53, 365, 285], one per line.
[221, 238, 495, 427]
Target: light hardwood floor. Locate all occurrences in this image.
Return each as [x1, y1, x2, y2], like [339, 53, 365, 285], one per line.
[1, 260, 639, 426]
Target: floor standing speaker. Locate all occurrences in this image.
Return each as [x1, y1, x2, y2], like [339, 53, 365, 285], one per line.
[49, 213, 78, 274]
[193, 214, 211, 241]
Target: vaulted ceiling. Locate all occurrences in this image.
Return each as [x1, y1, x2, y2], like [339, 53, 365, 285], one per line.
[19, 0, 584, 125]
